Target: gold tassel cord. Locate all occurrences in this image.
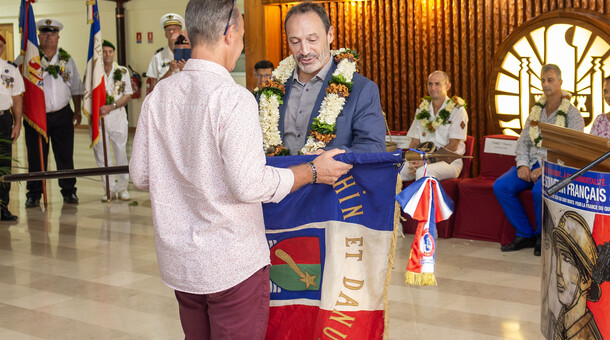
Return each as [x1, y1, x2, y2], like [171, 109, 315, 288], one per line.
[405, 272, 437, 286]
[382, 173, 402, 340]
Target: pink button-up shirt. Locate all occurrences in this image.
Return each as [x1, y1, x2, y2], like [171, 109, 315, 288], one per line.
[130, 59, 294, 294]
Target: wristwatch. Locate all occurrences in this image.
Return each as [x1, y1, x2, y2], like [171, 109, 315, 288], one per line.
[112, 103, 117, 109]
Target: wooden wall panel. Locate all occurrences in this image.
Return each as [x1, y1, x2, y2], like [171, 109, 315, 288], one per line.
[250, 1, 610, 174]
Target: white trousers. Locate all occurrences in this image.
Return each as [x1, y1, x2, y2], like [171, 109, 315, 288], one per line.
[400, 159, 463, 181]
[92, 110, 129, 193]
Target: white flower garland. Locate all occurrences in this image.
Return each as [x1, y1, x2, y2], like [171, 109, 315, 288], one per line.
[39, 48, 70, 81]
[416, 96, 466, 132]
[40, 57, 67, 75]
[259, 48, 358, 155]
[528, 90, 571, 147]
[111, 64, 124, 99]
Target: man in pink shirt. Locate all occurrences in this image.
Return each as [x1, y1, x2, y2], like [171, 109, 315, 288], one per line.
[129, 0, 352, 339]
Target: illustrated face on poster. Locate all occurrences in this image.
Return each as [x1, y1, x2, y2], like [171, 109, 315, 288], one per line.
[556, 247, 582, 306]
[546, 209, 604, 339]
[541, 203, 560, 337]
[543, 161, 610, 340]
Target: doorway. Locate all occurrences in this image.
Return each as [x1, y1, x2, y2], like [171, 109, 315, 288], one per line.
[0, 24, 15, 62]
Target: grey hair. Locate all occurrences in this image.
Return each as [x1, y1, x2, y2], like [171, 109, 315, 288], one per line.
[429, 70, 450, 84]
[284, 2, 331, 33]
[541, 64, 562, 81]
[186, 0, 240, 46]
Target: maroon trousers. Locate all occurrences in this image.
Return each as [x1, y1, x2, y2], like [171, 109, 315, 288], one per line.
[174, 266, 270, 340]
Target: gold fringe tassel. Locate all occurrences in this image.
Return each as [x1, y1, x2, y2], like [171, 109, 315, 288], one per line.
[404, 271, 437, 286]
[23, 115, 48, 143]
[382, 173, 402, 340]
[90, 134, 100, 149]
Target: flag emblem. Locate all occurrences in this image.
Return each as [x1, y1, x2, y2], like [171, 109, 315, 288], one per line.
[421, 231, 435, 257]
[270, 236, 322, 291]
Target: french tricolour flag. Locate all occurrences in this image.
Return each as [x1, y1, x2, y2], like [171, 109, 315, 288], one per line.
[263, 152, 402, 339]
[19, 0, 47, 140]
[82, 0, 105, 148]
[396, 176, 454, 286]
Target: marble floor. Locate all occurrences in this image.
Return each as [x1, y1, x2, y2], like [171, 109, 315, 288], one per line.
[0, 129, 545, 339]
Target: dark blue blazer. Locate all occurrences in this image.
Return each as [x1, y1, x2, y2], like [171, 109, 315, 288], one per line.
[278, 60, 386, 153]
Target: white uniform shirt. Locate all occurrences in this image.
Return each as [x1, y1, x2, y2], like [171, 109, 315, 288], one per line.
[0, 58, 25, 111]
[105, 63, 133, 115]
[146, 46, 173, 80]
[407, 96, 468, 155]
[40, 50, 84, 112]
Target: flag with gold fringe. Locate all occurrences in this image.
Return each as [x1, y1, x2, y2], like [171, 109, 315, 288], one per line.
[263, 152, 402, 340]
[18, 0, 47, 141]
[396, 176, 453, 285]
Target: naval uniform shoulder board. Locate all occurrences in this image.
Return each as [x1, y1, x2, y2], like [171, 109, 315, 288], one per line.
[155, 47, 164, 54]
[7, 61, 17, 68]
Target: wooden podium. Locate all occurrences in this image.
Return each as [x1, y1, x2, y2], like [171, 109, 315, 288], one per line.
[540, 122, 610, 171]
[538, 122, 610, 339]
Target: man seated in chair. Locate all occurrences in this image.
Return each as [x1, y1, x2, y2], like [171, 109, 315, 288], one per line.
[493, 64, 584, 256]
[400, 70, 468, 181]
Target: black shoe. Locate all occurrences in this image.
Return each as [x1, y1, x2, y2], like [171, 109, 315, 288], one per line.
[0, 207, 17, 221]
[63, 193, 79, 204]
[25, 197, 40, 208]
[534, 235, 541, 256]
[501, 236, 536, 252]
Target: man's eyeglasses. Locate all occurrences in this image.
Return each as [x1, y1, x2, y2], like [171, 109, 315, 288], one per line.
[223, 0, 237, 36]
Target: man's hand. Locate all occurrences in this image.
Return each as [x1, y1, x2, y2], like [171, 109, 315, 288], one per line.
[530, 167, 542, 182]
[312, 149, 353, 185]
[407, 160, 425, 175]
[177, 59, 186, 71]
[73, 110, 82, 126]
[11, 121, 21, 141]
[169, 60, 179, 73]
[72, 95, 82, 126]
[99, 104, 113, 117]
[517, 166, 531, 182]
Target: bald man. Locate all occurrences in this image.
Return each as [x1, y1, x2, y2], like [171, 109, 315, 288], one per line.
[401, 70, 468, 181]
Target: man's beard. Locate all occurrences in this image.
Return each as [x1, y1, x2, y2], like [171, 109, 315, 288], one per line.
[297, 53, 322, 74]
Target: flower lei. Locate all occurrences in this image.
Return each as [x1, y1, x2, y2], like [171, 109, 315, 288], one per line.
[106, 65, 126, 105]
[258, 48, 359, 156]
[528, 90, 571, 147]
[415, 96, 466, 133]
[39, 48, 70, 80]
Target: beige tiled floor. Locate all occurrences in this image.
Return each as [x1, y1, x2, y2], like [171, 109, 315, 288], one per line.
[0, 129, 545, 339]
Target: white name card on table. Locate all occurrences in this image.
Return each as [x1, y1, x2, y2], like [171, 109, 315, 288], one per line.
[484, 137, 518, 156]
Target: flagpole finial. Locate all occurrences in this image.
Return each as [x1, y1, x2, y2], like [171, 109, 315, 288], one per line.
[86, 0, 96, 24]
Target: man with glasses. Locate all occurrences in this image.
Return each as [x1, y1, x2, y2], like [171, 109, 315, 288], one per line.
[145, 13, 185, 94]
[130, 0, 352, 338]
[253, 59, 273, 92]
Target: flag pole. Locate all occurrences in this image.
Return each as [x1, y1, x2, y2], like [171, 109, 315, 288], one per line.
[101, 117, 111, 202]
[38, 134, 47, 208]
[1, 165, 128, 182]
